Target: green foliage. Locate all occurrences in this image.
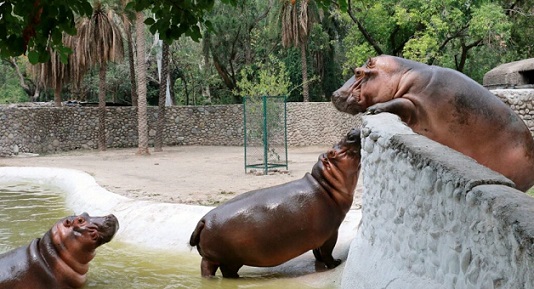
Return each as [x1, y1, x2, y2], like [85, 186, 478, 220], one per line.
[0, 0, 92, 63]
[0, 61, 29, 103]
[342, 0, 515, 76]
[130, 0, 236, 44]
[235, 55, 291, 99]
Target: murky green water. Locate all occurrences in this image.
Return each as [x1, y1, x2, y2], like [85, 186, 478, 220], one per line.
[0, 183, 338, 289]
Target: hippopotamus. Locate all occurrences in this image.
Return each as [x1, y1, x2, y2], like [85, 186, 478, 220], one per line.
[332, 55, 534, 192]
[0, 212, 119, 289]
[189, 128, 361, 278]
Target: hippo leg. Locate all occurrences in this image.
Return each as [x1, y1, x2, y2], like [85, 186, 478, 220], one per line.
[219, 264, 242, 278]
[367, 98, 415, 124]
[313, 231, 341, 269]
[200, 258, 219, 277]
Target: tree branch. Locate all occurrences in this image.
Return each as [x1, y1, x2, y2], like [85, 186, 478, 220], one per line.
[347, 0, 383, 55]
[6, 57, 36, 97]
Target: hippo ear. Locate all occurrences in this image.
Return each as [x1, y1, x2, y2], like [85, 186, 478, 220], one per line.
[366, 57, 375, 68]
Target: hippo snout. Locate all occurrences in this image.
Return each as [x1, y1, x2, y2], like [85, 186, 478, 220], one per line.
[91, 214, 119, 244]
[346, 128, 361, 144]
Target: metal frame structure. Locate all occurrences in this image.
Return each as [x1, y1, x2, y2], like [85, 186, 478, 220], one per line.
[243, 95, 288, 175]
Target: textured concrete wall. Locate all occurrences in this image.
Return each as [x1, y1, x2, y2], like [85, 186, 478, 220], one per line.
[492, 89, 534, 137]
[342, 114, 534, 289]
[0, 102, 360, 156]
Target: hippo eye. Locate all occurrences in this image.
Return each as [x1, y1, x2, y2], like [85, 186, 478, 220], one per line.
[355, 69, 364, 79]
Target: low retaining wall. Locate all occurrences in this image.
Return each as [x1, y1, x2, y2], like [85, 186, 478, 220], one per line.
[0, 102, 360, 156]
[342, 114, 534, 289]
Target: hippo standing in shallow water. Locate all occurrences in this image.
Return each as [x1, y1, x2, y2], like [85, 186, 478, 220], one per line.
[189, 128, 361, 278]
[0, 212, 119, 289]
[332, 55, 534, 192]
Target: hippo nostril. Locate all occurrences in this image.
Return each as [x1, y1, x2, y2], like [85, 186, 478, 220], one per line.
[346, 128, 361, 142]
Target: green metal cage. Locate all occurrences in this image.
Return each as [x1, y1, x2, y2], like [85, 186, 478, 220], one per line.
[243, 96, 288, 175]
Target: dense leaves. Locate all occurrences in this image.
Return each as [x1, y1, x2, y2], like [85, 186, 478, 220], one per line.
[0, 0, 92, 63]
[0, 0, 533, 105]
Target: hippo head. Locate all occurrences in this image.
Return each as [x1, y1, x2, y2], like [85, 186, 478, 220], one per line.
[43, 212, 119, 288]
[54, 212, 119, 252]
[312, 128, 361, 200]
[332, 55, 409, 115]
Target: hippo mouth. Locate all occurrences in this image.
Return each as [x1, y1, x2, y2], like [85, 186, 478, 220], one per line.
[338, 128, 361, 154]
[320, 128, 361, 161]
[93, 215, 119, 245]
[332, 76, 365, 115]
[71, 214, 119, 246]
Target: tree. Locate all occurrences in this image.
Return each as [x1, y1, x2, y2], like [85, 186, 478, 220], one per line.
[154, 42, 169, 152]
[342, 0, 512, 79]
[0, 0, 92, 63]
[202, 0, 274, 103]
[75, 1, 124, 151]
[5, 57, 38, 100]
[279, 0, 319, 102]
[135, 11, 150, 155]
[31, 39, 72, 106]
[120, 0, 138, 106]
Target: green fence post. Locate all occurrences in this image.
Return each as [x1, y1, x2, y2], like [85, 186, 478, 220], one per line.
[262, 95, 268, 175]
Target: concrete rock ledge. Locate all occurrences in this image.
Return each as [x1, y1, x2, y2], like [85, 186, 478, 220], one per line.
[342, 113, 534, 289]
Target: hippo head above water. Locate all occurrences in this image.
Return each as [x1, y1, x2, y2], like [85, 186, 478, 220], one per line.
[0, 212, 119, 289]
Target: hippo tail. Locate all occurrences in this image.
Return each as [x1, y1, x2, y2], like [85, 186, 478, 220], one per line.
[189, 220, 205, 247]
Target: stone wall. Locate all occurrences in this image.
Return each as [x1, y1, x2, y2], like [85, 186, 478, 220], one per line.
[342, 114, 534, 289]
[0, 102, 360, 156]
[492, 89, 534, 137]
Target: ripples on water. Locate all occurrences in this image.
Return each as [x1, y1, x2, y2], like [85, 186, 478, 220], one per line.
[0, 183, 336, 289]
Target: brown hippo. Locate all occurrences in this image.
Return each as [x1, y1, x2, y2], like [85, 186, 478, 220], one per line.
[189, 128, 361, 278]
[0, 212, 119, 289]
[332, 55, 534, 192]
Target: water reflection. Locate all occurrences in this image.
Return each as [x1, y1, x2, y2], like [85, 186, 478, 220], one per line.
[0, 183, 338, 289]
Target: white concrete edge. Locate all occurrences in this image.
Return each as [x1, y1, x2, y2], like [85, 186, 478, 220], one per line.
[0, 166, 361, 256]
[0, 166, 213, 250]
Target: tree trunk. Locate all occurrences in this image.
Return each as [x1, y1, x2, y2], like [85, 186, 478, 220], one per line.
[154, 42, 169, 152]
[98, 63, 107, 151]
[300, 41, 309, 102]
[53, 85, 62, 106]
[135, 11, 150, 155]
[126, 21, 138, 106]
[7, 57, 35, 97]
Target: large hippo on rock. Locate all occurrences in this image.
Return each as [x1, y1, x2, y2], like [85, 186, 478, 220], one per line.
[0, 212, 119, 289]
[332, 55, 534, 192]
[189, 128, 362, 278]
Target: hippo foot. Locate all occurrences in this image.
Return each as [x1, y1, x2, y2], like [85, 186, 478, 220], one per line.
[325, 259, 342, 269]
[366, 104, 387, 115]
[312, 249, 324, 262]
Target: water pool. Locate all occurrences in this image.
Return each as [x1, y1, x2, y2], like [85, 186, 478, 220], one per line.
[0, 182, 344, 288]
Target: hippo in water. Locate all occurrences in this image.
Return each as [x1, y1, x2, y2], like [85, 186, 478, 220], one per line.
[189, 128, 362, 278]
[332, 55, 534, 191]
[0, 212, 119, 289]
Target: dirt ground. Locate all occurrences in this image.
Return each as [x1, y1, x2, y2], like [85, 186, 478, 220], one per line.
[0, 145, 362, 207]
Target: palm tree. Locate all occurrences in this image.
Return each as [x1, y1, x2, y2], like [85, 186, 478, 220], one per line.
[154, 42, 169, 152]
[120, 0, 138, 106]
[75, 1, 124, 151]
[135, 10, 150, 155]
[31, 35, 74, 106]
[280, 0, 316, 102]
